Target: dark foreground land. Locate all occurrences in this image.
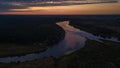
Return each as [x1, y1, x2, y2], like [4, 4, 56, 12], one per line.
[0, 40, 120, 68]
[0, 15, 120, 68]
[0, 15, 65, 57]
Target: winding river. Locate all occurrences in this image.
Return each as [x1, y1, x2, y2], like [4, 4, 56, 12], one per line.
[0, 21, 119, 63]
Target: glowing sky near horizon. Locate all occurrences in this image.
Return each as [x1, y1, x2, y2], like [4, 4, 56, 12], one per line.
[0, 0, 120, 15]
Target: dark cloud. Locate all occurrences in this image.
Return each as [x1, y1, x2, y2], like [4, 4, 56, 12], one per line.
[0, 0, 118, 12]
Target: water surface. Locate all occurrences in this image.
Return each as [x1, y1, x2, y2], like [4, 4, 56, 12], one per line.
[0, 21, 119, 63]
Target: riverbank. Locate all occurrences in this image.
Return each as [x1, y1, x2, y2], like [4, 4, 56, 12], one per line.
[69, 19, 120, 40]
[0, 40, 120, 68]
[57, 40, 120, 68]
[0, 24, 65, 57]
[0, 15, 120, 68]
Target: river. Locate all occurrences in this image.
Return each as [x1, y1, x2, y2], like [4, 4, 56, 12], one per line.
[0, 21, 119, 63]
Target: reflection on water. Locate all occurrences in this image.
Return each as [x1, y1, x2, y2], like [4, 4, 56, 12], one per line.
[57, 21, 103, 42]
[56, 21, 80, 32]
[0, 21, 86, 63]
[56, 21, 86, 54]
[0, 21, 119, 63]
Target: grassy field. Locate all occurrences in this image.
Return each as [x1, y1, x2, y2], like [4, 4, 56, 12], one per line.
[0, 43, 47, 57]
[0, 40, 120, 68]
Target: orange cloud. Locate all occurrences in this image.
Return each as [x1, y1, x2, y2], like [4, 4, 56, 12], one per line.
[1, 2, 120, 15]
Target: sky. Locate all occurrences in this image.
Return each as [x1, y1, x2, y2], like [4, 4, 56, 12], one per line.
[0, 0, 120, 15]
